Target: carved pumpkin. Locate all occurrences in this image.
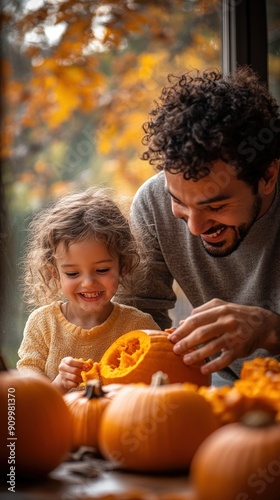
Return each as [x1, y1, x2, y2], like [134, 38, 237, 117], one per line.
[64, 379, 110, 452]
[98, 372, 218, 472]
[191, 410, 280, 500]
[0, 367, 72, 477]
[81, 330, 210, 387]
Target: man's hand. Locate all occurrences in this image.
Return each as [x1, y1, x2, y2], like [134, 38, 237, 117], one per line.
[168, 299, 279, 374]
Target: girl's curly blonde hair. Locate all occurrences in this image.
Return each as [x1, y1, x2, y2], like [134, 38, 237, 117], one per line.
[21, 187, 142, 309]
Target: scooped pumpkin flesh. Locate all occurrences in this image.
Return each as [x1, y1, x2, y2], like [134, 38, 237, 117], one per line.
[81, 329, 210, 387]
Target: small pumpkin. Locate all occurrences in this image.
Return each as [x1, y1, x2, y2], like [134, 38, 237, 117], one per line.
[81, 330, 210, 387]
[0, 364, 72, 478]
[191, 409, 280, 500]
[63, 379, 110, 452]
[98, 371, 218, 472]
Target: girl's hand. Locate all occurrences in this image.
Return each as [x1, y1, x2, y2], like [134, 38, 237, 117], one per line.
[168, 299, 280, 375]
[52, 357, 88, 394]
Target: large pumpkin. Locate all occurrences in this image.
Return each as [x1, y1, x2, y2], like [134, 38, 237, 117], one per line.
[98, 372, 219, 472]
[191, 410, 280, 500]
[63, 380, 110, 452]
[0, 368, 72, 478]
[81, 330, 210, 387]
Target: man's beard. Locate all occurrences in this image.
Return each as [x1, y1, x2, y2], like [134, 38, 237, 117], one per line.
[199, 195, 262, 258]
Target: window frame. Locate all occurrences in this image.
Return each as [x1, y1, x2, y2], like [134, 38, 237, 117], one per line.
[222, 0, 268, 83]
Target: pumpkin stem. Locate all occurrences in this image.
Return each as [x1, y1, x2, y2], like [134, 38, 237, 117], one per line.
[241, 409, 276, 428]
[0, 354, 8, 372]
[85, 379, 105, 399]
[151, 371, 169, 386]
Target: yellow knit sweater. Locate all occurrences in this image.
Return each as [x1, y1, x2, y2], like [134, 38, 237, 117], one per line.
[17, 301, 160, 381]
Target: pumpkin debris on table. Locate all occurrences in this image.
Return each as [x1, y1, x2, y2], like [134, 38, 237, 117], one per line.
[98, 371, 219, 472]
[198, 357, 280, 425]
[236, 356, 280, 420]
[80, 329, 211, 387]
[198, 384, 278, 426]
[240, 356, 280, 381]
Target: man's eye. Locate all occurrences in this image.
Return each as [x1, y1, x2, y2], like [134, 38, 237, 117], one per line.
[172, 198, 183, 206]
[208, 205, 225, 212]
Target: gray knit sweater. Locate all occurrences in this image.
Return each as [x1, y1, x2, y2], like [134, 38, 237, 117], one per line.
[118, 171, 280, 381]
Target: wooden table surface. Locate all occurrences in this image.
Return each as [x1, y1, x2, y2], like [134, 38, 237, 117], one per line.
[0, 453, 195, 500]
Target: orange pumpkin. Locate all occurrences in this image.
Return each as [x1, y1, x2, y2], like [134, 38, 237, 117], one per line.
[98, 372, 218, 472]
[81, 330, 210, 387]
[191, 410, 280, 500]
[0, 368, 72, 477]
[64, 379, 110, 452]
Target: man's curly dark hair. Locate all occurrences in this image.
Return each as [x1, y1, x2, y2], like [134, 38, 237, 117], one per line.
[142, 66, 280, 187]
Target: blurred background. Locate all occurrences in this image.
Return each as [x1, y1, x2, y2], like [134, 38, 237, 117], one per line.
[1, 0, 280, 367]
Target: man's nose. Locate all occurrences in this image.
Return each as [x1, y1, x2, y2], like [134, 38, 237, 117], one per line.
[172, 203, 210, 236]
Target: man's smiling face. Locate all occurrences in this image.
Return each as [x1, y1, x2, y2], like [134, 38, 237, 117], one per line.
[164, 160, 276, 257]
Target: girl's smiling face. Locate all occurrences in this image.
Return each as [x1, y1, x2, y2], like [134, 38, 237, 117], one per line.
[55, 237, 120, 324]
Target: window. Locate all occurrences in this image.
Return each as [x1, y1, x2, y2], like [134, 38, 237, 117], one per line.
[222, 0, 280, 99]
[267, 0, 280, 102]
[1, 0, 279, 366]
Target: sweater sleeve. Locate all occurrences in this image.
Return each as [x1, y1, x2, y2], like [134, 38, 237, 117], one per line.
[17, 309, 50, 376]
[115, 175, 176, 329]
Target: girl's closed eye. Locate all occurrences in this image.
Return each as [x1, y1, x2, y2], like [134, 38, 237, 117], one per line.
[96, 268, 110, 274]
[65, 272, 79, 278]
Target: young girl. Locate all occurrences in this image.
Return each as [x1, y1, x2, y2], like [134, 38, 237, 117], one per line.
[17, 187, 160, 393]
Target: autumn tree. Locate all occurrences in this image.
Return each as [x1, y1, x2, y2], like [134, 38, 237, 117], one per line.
[2, 0, 221, 206]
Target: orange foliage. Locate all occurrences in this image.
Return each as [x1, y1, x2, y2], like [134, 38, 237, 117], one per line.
[2, 0, 221, 202]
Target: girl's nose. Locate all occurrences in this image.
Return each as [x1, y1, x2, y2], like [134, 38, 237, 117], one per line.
[82, 274, 97, 287]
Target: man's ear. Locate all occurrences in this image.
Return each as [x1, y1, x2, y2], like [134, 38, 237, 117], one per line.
[261, 159, 280, 194]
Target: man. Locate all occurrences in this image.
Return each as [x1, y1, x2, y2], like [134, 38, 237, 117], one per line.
[118, 66, 280, 382]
